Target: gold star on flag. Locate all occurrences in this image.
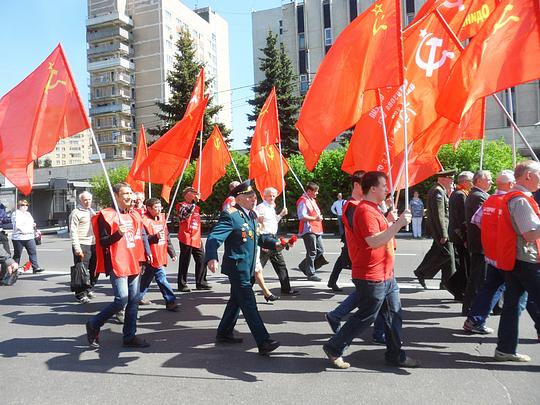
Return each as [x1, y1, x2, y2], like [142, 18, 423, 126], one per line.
[372, 4, 383, 16]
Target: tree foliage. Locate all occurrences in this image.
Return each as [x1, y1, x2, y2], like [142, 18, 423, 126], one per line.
[246, 32, 302, 156]
[149, 30, 230, 159]
[90, 166, 130, 208]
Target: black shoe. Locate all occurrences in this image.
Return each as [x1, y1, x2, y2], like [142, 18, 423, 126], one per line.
[327, 284, 343, 292]
[439, 282, 447, 290]
[308, 275, 322, 282]
[413, 270, 427, 289]
[258, 339, 280, 355]
[196, 284, 212, 290]
[33, 268, 45, 274]
[85, 321, 100, 349]
[165, 302, 179, 312]
[264, 294, 279, 302]
[123, 336, 150, 348]
[179, 286, 191, 293]
[386, 356, 421, 368]
[216, 334, 244, 344]
[296, 266, 307, 276]
[281, 289, 300, 296]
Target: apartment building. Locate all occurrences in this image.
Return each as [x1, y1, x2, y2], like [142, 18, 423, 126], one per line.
[38, 131, 93, 167]
[86, 0, 231, 161]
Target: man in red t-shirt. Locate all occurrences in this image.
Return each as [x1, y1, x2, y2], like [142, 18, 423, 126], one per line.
[323, 171, 420, 369]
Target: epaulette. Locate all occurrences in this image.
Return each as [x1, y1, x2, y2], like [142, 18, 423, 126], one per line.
[226, 207, 238, 214]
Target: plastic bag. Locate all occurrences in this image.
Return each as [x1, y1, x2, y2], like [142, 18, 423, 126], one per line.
[34, 229, 42, 245]
[70, 261, 91, 292]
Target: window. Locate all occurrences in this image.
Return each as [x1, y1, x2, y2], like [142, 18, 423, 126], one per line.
[298, 33, 305, 50]
[299, 50, 308, 74]
[324, 28, 332, 46]
[299, 74, 309, 94]
[349, 0, 357, 21]
[297, 5, 305, 33]
[323, 0, 331, 28]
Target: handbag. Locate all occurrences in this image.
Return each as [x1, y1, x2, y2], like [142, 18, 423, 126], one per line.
[0, 265, 21, 286]
[70, 261, 92, 292]
[34, 229, 42, 245]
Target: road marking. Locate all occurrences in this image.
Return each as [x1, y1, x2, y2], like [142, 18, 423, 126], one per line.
[36, 248, 63, 252]
[395, 253, 417, 256]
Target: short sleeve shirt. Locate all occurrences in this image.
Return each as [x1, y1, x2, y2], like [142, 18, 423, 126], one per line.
[350, 200, 394, 281]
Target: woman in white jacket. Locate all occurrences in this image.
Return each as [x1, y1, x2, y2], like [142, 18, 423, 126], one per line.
[12, 199, 44, 273]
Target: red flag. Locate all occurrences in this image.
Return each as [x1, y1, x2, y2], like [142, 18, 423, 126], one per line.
[192, 125, 232, 201]
[458, 0, 500, 40]
[249, 88, 280, 179]
[437, 0, 540, 123]
[0, 44, 90, 194]
[296, 0, 403, 169]
[185, 68, 205, 131]
[254, 144, 289, 196]
[125, 124, 148, 193]
[134, 96, 209, 202]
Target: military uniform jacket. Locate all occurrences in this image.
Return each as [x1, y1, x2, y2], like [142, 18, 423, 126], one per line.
[466, 186, 489, 254]
[426, 184, 449, 241]
[448, 189, 467, 244]
[205, 207, 278, 281]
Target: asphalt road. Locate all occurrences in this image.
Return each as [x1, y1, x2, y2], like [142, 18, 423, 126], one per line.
[0, 233, 538, 404]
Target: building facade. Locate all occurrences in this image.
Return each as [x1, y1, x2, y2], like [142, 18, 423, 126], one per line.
[87, 0, 231, 161]
[252, 0, 540, 156]
[38, 131, 93, 167]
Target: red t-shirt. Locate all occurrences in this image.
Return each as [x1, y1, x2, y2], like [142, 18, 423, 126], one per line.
[350, 200, 394, 281]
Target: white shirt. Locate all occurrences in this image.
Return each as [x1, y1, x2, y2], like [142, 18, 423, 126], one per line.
[256, 201, 282, 235]
[12, 209, 35, 240]
[331, 199, 346, 216]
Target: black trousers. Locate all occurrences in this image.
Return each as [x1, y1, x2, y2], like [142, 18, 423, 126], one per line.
[72, 244, 98, 297]
[446, 242, 469, 299]
[260, 248, 292, 293]
[328, 243, 351, 287]
[462, 252, 487, 315]
[178, 241, 207, 289]
[414, 239, 456, 286]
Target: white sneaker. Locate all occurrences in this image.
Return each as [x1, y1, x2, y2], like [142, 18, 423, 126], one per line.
[494, 349, 531, 362]
[323, 346, 350, 369]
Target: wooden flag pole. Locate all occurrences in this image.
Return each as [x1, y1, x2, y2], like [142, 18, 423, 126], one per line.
[479, 136, 485, 170]
[230, 155, 243, 182]
[89, 128, 123, 223]
[286, 163, 306, 194]
[378, 89, 394, 198]
[165, 159, 189, 224]
[401, 84, 410, 212]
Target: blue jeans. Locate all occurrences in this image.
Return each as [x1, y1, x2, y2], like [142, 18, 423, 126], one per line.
[337, 216, 344, 237]
[497, 260, 540, 354]
[329, 290, 386, 340]
[324, 277, 405, 363]
[299, 233, 324, 277]
[89, 272, 141, 340]
[140, 264, 176, 304]
[12, 239, 40, 270]
[468, 264, 506, 326]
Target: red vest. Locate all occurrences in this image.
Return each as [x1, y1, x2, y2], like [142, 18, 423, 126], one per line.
[342, 199, 360, 234]
[93, 208, 145, 277]
[480, 193, 505, 264]
[177, 202, 202, 248]
[496, 191, 540, 271]
[142, 213, 169, 268]
[297, 194, 323, 234]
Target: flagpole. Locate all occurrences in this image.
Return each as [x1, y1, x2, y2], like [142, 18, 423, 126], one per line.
[479, 136, 485, 170]
[196, 130, 203, 194]
[277, 142, 287, 208]
[491, 94, 539, 161]
[378, 89, 394, 197]
[286, 162, 306, 194]
[89, 129, 123, 221]
[401, 84, 410, 212]
[166, 160, 189, 223]
[230, 155, 243, 182]
[507, 89, 517, 167]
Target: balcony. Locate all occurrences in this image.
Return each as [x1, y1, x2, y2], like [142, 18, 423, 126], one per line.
[86, 12, 133, 28]
[88, 57, 134, 72]
[90, 72, 133, 86]
[92, 88, 131, 101]
[87, 27, 131, 43]
[88, 42, 130, 56]
[96, 135, 134, 146]
[90, 103, 132, 116]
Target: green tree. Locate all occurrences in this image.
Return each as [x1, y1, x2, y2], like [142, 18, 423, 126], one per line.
[149, 30, 231, 159]
[246, 32, 302, 156]
[90, 166, 130, 208]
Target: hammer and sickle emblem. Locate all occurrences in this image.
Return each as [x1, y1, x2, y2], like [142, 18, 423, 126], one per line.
[265, 145, 275, 161]
[442, 0, 465, 12]
[493, 4, 520, 33]
[45, 62, 67, 93]
[213, 135, 220, 150]
[259, 102, 270, 119]
[415, 30, 455, 78]
[372, 4, 387, 35]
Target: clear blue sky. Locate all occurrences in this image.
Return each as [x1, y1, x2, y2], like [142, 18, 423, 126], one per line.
[0, 0, 284, 150]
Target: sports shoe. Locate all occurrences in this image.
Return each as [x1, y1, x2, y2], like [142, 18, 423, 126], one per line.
[123, 336, 150, 348]
[85, 321, 100, 349]
[387, 356, 421, 368]
[86, 291, 95, 299]
[114, 310, 125, 324]
[494, 349, 531, 362]
[323, 345, 350, 369]
[325, 313, 341, 334]
[307, 275, 322, 282]
[139, 298, 153, 305]
[165, 301, 179, 312]
[78, 296, 91, 304]
[372, 335, 386, 345]
[463, 319, 494, 335]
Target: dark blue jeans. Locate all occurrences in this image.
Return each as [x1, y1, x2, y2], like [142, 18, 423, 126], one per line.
[140, 264, 176, 304]
[468, 264, 506, 326]
[89, 272, 141, 341]
[497, 260, 540, 354]
[329, 290, 386, 339]
[325, 277, 405, 363]
[217, 277, 270, 345]
[12, 239, 40, 270]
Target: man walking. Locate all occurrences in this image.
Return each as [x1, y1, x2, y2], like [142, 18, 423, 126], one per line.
[322, 171, 419, 369]
[297, 182, 326, 281]
[206, 181, 283, 355]
[69, 191, 98, 304]
[256, 187, 299, 296]
[176, 187, 210, 292]
[331, 193, 346, 236]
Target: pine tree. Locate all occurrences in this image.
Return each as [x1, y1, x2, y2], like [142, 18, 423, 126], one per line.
[149, 30, 230, 159]
[246, 32, 302, 156]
